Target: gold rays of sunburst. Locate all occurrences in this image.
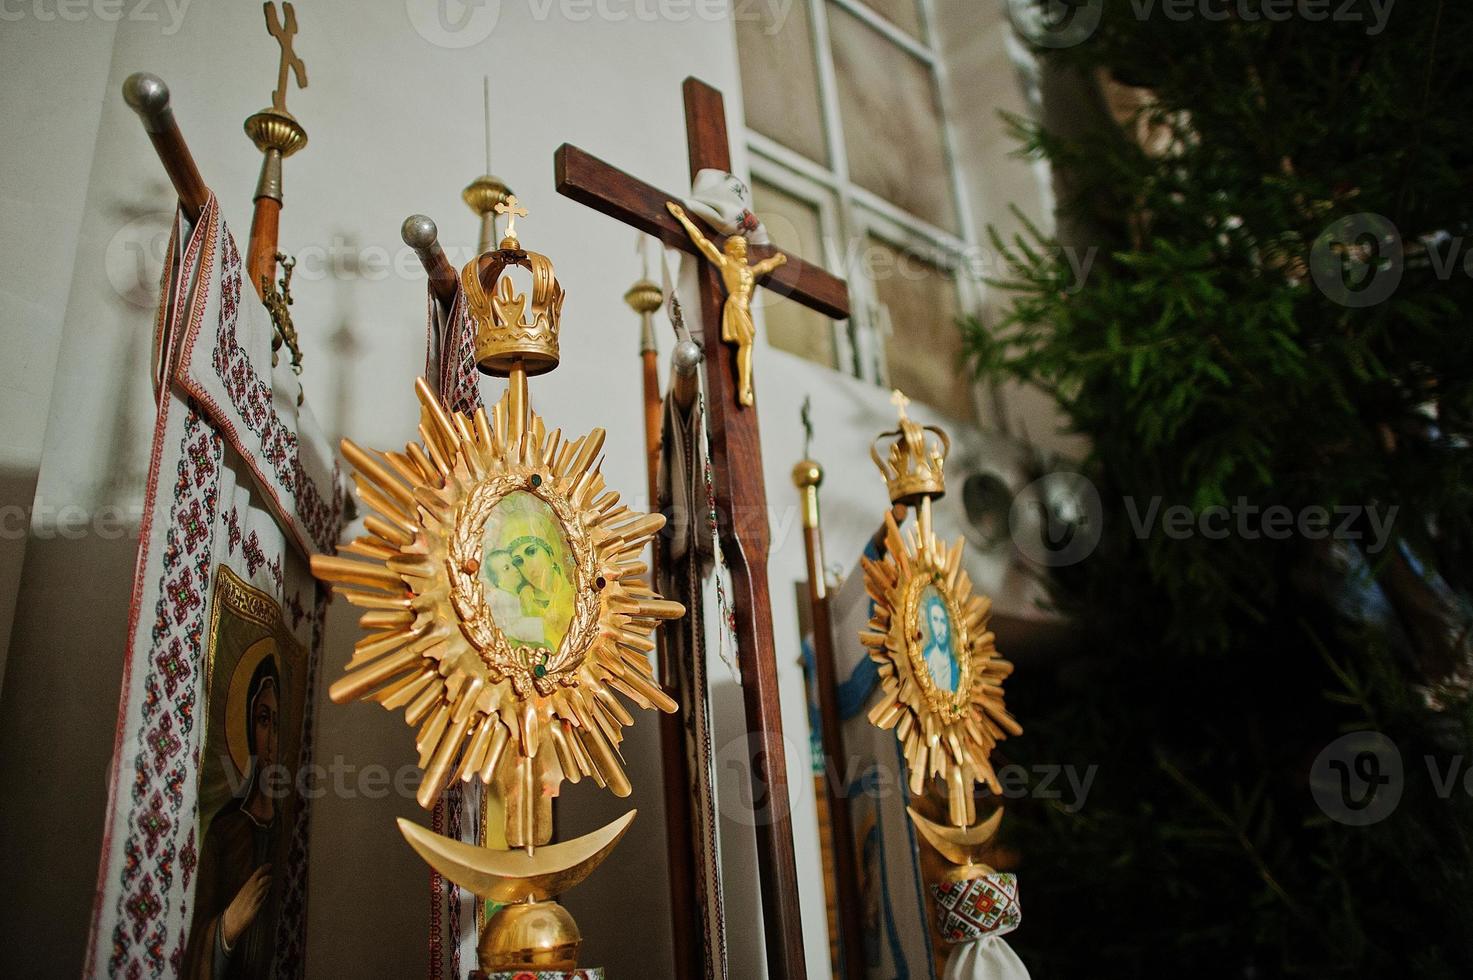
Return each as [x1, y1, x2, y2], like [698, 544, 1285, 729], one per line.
[860, 496, 1021, 829]
[310, 377, 682, 811]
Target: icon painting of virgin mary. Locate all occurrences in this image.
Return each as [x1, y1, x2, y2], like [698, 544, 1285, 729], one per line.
[478, 490, 577, 653]
[185, 639, 286, 979]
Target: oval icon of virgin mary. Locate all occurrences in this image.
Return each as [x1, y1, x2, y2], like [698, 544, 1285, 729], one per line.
[478, 490, 578, 654]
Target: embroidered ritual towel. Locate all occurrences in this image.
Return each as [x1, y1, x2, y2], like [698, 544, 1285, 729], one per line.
[931, 873, 1029, 980]
[86, 195, 345, 980]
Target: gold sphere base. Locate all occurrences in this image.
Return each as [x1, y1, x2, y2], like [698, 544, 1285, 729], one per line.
[478, 899, 582, 974]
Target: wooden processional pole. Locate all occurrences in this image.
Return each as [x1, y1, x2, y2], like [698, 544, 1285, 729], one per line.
[244, 1, 308, 302]
[624, 272, 705, 980]
[792, 415, 867, 980]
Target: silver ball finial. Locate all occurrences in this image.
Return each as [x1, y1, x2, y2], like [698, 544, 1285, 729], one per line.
[401, 214, 439, 251]
[672, 338, 703, 374]
[122, 72, 171, 124]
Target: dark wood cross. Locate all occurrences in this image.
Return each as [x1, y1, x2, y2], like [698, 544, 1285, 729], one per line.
[556, 78, 850, 980]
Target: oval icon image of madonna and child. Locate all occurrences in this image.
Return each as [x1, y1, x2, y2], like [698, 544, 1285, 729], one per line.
[478, 491, 578, 654]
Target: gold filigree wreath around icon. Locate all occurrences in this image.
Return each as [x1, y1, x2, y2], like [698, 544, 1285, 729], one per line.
[862, 461, 1021, 829]
[312, 376, 681, 811]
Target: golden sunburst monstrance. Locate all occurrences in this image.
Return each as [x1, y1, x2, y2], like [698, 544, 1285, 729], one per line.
[860, 495, 1021, 830]
[310, 373, 681, 813]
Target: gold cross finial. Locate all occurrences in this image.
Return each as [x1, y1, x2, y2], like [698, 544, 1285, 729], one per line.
[264, 1, 308, 112]
[890, 389, 911, 419]
[800, 396, 814, 458]
[496, 195, 529, 239]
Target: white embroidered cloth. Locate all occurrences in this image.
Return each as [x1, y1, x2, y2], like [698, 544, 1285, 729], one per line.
[86, 195, 345, 979]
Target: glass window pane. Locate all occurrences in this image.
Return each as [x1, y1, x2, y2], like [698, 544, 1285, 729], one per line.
[866, 234, 973, 421]
[829, 3, 958, 232]
[735, 2, 829, 165]
[860, 0, 922, 38]
[751, 179, 837, 370]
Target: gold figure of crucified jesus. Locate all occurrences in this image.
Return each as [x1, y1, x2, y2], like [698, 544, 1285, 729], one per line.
[667, 201, 786, 407]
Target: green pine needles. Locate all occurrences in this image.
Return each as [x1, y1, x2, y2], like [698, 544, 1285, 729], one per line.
[964, 2, 1473, 975]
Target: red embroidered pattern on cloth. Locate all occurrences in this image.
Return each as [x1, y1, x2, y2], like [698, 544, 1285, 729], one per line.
[104, 418, 325, 978]
[930, 872, 1022, 944]
[272, 588, 326, 975]
[210, 232, 341, 553]
[428, 292, 483, 418]
[109, 408, 222, 977]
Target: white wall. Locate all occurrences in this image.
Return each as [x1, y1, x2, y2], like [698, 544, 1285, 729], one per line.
[0, 12, 120, 689]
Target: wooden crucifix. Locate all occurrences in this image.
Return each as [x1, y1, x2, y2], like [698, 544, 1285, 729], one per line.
[556, 78, 850, 980]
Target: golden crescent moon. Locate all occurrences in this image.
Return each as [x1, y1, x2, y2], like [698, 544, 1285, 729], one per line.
[397, 809, 636, 904]
[906, 805, 1003, 868]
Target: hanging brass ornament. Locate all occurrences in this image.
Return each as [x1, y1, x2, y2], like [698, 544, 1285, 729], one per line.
[312, 199, 682, 976]
[860, 391, 1021, 831]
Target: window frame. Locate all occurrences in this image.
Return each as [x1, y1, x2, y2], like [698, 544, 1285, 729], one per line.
[738, 0, 987, 421]
[747, 158, 851, 373]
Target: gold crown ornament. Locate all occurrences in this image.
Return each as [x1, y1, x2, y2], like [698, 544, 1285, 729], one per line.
[871, 390, 951, 505]
[461, 196, 567, 376]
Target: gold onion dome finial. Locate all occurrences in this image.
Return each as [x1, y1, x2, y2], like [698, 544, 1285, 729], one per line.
[464, 173, 514, 253]
[464, 173, 513, 219]
[624, 277, 662, 356]
[244, 106, 308, 157]
[623, 278, 662, 316]
[871, 389, 951, 505]
[459, 195, 566, 377]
